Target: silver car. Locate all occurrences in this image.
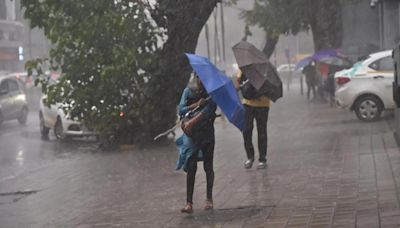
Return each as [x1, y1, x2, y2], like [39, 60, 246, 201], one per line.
[0, 75, 29, 126]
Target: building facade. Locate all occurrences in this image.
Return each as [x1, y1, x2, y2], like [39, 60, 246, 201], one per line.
[0, 0, 50, 72]
[0, 0, 23, 72]
[341, 0, 400, 60]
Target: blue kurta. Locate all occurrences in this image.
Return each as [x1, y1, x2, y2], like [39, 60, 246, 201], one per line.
[175, 88, 217, 172]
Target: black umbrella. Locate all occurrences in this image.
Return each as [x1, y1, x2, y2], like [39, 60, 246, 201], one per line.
[232, 41, 283, 102]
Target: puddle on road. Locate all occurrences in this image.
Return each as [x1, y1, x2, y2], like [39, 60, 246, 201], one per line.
[0, 189, 40, 205]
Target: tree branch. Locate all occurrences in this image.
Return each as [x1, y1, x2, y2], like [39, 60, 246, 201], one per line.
[263, 34, 279, 59]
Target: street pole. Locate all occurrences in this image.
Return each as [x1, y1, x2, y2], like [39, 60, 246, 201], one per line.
[295, 35, 299, 58]
[216, 31, 222, 68]
[285, 47, 291, 92]
[300, 74, 304, 96]
[205, 24, 211, 59]
[220, 3, 226, 64]
[378, 2, 384, 49]
[28, 28, 32, 60]
[295, 34, 303, 95]
[214, 8, 218, 65]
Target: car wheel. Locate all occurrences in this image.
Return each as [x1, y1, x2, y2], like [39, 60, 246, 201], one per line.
[54, 117, 66, 139]
[18, 107, 28, 125]
[39, 112, 50, 137]
[354, 95, 383, 122]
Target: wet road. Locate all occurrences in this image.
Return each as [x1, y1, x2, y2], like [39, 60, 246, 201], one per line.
[0, 112, 97, 184]
[1, 83, 400, 227]
[0, 112, 53, 182]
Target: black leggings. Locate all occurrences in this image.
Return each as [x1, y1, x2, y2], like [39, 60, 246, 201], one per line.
[243, 105, 269, 162]
[186, 141, 215, 204]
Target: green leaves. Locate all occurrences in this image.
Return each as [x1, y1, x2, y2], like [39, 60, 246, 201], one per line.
[242, 0, 343, 52]
[21, 0, 163, 142]
[243, 0, 311, 38]
[21, 0, 218, 143]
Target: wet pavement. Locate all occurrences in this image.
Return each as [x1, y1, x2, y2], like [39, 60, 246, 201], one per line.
[1, 84, 400, 227]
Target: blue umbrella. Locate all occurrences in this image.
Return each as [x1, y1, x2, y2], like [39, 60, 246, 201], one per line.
[295, 49, 342, 70]
[185, 53, 245, 131]
[295, 56, 313, 70]
[313, 49, 340, 60]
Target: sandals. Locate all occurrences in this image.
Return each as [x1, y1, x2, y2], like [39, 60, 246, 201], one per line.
[204, 199, 213, 210]
[180, 203, 193, 214]
[181, 200, 213, 214]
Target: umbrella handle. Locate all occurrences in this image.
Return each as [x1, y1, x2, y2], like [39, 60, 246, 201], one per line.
[239, 80, 249, 88]
[185, 97, 212, 117]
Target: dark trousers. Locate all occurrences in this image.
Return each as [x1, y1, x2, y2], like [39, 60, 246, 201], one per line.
[243, 105, 269, 162]
[307, 84, 316, 100]
[186, 141, 215, 204]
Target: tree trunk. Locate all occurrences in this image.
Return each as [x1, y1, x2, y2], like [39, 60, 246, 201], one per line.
[0, 0, 6, 20]
[145, 0, 219, 138]
[310, 0, 343, 51]
[262, 33, 279, 59]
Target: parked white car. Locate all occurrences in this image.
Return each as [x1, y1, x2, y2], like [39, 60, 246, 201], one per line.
[39, 97, 95, 139]
[277, 64, 296, 73]
[335, 50, 394, 121]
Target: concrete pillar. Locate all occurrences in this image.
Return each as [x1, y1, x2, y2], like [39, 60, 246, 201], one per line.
[341, 0, 380, 60]
[382, 0, 400, 49]
[379, 2, 384, 49]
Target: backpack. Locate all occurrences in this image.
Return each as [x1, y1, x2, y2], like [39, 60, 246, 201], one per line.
[240, 74, 262, 100]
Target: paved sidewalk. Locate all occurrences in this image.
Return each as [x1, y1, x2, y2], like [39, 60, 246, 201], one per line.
[1, 87, 400, 227]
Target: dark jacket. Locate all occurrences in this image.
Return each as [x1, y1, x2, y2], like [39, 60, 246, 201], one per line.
[175, 87, 216, 171]
[302, 65, 318, 86]
[178, 87, 217, 146]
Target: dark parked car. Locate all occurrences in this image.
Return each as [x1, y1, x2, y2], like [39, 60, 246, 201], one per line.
[0, 75, 29, 126]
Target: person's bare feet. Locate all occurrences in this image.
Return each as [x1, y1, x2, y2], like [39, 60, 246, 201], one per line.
[180, 203, 193, 214]
[204, 199, 213, 210]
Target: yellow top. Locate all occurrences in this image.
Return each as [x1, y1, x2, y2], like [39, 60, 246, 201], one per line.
[237, 71, 271, 108]
[243, 96, 271, 107]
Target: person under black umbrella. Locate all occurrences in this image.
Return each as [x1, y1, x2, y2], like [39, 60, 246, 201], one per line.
[236, 70, 270, 169]
[232, 41, 282, 170]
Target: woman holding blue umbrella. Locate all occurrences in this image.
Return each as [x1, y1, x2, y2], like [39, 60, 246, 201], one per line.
[177, 72, 217, 214]
[177, 53, 245, 214]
